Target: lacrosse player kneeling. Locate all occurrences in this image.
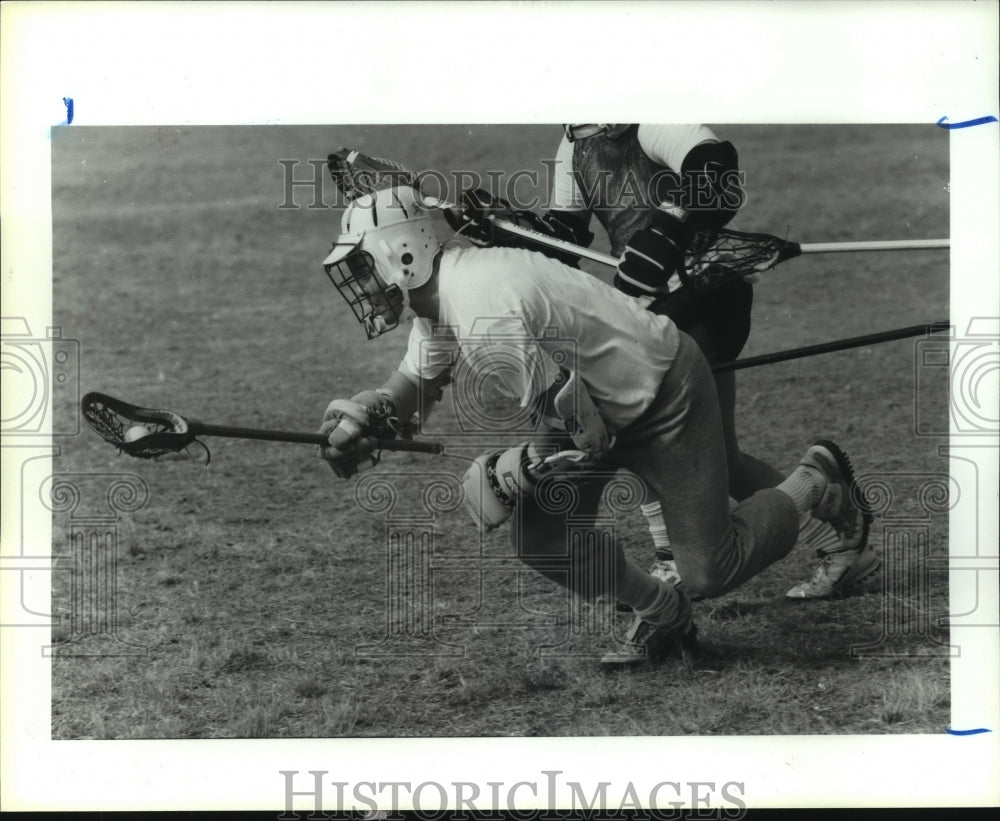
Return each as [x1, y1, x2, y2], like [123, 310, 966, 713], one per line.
[318, 185, 871, 667]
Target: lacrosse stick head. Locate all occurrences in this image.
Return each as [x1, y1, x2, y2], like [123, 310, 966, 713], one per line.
[81, 392, 203, 460]
[327, 147, 418, 202]
[563, 124, 634, 142]
[679, 227, 801, 293]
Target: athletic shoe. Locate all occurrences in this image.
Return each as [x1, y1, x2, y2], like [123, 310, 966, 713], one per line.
[786, 439, 878, 599]
[649, 555, 682, 587]
[600, 615, 698, 669]
[797, 439, 869, 540]
[785, 541, 881, 599]
[786, 506, 879, 598]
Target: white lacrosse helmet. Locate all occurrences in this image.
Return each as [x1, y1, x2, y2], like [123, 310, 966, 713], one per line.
[563, 124, 634, 142]
[323, 186, 441, 338]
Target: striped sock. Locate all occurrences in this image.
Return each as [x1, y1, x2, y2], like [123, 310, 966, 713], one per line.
[776, 465, 823, 515]
[641, 501, 672, 559]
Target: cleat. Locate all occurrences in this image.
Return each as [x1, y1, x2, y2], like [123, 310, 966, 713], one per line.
[649, 555, 682, 587]
[787, 493, 878, 598]
[787, 439, 878, 599]
[786, 541, 881, 599]
[600, 616, 698, 669]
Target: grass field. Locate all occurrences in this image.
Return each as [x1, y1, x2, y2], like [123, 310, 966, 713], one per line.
[49, 124, 950, 738]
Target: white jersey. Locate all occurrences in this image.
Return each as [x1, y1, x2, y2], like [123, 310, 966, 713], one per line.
[551, 124, 718, 212]
[399, 245, 681, 433]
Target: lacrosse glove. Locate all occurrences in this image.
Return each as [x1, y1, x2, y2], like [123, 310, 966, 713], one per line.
[615, 208, 689, 298]
[319, 390, 397, 479]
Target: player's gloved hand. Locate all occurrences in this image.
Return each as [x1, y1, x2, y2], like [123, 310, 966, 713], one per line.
[318, 390, 394, 479]
[443, 188, 513, 246]
[615, 209, 689, 298]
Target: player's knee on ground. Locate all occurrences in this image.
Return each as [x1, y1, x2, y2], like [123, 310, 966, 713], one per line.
[679, 566, 729, 600]
[674, 539, 736, 600]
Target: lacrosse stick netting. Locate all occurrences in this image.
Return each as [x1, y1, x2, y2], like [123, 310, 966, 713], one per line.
[327, 148, 417, 202]
[677, 227, 802, 292]
[82, 392, 200, 459]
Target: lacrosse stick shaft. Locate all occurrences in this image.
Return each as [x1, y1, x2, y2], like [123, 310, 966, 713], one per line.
[186, 421, 443, 453]
[494, 224, 950, 268]
[712, 321, 950, 373]
[798, 239, 950, 254]
[491, 218, 621, 267]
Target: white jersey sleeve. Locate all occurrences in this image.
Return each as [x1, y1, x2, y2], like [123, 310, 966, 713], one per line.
[399, 317, 458, 383]
[636, 124, 718, 172]
[549, 135, 586, 211]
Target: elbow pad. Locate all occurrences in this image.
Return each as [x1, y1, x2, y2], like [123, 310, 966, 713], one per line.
[680, 140, 745, 229]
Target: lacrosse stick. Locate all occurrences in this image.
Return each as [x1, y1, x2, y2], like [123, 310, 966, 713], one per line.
[712, 321, 951, 373]
[326, 148, 949, 292]
[81, 391, 444, 462]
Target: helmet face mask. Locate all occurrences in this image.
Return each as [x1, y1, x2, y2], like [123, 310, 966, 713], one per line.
[323, 186, 440, 338]
[324, 243, 411, 339]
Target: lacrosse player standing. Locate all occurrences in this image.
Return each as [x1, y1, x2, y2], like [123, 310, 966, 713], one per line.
[447, 124, 879, 600]
[317, 185, 871, 666]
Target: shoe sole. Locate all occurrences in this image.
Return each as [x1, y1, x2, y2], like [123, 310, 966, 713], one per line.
[600, 649, 649, 667]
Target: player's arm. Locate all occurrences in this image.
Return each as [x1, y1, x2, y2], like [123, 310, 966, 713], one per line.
[616, 126, 745, 297]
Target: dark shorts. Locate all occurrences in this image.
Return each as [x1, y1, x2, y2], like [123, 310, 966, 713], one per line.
[648, 279, 753, 364]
